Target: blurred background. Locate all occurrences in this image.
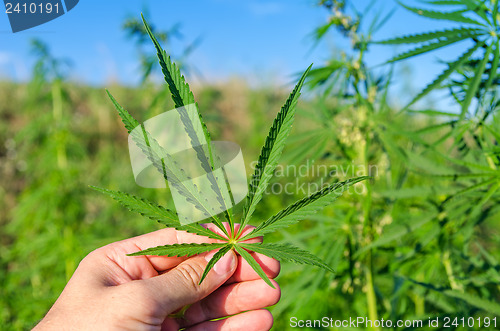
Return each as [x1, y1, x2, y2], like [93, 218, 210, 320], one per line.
[2, 0, 500, 330]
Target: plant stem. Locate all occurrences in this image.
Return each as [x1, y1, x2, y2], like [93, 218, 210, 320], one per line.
[443, 250, 463, 292]
[359, 128, 379, 330]
[366, 263, 379, 330]
[413, 272, 425, 316]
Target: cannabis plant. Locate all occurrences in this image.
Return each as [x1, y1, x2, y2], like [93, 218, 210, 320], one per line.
[375, 0, 500, 116]
[269, 1, 500, 328]
[92, 16, 368, 287]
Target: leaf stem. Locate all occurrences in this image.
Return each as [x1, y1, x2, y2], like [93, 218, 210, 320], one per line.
[442, 250, 463, 292]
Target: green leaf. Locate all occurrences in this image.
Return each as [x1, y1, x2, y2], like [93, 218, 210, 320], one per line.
[407, 41, 484, 107]
[307, 62, 343, 87]
[423, 0, 465, 5]
[355, 213, 436, 256]
[413, 120, 457, 134]
[127, 243, 227, 257]
[440, 153, 495, 172]
[142, 15, 195, 110]
[283, 131, 329, 164]
[90, 186, 178, 224]
[459, 0, 491, 23]
[460, 43, 493, 121]
[106, 90, 139, 132]
[429, 172, 497, 179]
[386, 35, 477, 63]
[469, 180, 500, 218]
[242, 176, 369, 239]
[239, 65, 312, 234]
[375, 27, 483, 45]
[484, 40, 500, 92]
[399, 2, 484, 25]
[105, 90, 229, 234]
[407, 109, 458, 117]
[442, 290, 500, 315]
[90, 186, 225, 240]
[241, 243, 335, 273]
[141, 14, 212, 154]
[407, 278, 500, 316]
[142, 15, 234, 231]
[379, 186, 445, 199]
[234, 244, 275, 288]
[199, 244, 233, 285]
[445, 177, 498, 203]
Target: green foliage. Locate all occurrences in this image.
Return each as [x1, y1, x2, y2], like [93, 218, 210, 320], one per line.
[375, 0, 500, 113]
[142, 14, 197, 110]
[243, 176, 369, 239]
[265, 1, 500, 329]
[240, 243, 336, 273]
[89, 186, 225, 240]
[127, 243, 227, 257]
[408, 41, 483, 107]
[240, 63, 312, 234]
[375, 27, 484, 45]
[95, 17, 366, 287]
[398, 2, 484, 25]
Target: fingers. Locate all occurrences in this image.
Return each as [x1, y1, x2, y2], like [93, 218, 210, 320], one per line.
[184, 309, 274, 331]
[89, 227, 219, 281]
[138, 249, 237, 317]
[85, 223, 275, 286]
[179, 279, 280, 328]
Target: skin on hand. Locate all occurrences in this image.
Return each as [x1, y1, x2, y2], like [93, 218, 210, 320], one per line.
[33, 224, 281, 331]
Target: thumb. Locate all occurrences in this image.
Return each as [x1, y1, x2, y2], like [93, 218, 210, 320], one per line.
[143, 249, 237, 316]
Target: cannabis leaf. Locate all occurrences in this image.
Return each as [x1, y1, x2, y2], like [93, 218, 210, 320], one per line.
[142, 13, 235, 233]
[240, 243, 336, 273]
[107, 88, 230, 236]
[406, 41, 483, 107]
[89, 186, 225, 240]
[241, 176, 370, 239]
[200, 245, 233, 284]
[94, 16, 368, 288]
[238, 64, 312, 237]
[375, 27, 483, 45]
[127, 243, 227, 257]
[375, 0, 499, 114]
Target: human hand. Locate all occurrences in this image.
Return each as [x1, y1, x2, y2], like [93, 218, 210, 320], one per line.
[33, 224, 281, 331]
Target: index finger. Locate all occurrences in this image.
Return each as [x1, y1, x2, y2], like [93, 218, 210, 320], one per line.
[95, 227, 218, 278]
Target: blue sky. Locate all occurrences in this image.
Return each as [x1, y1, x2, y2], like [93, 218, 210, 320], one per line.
[0, 0, 473, 106]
